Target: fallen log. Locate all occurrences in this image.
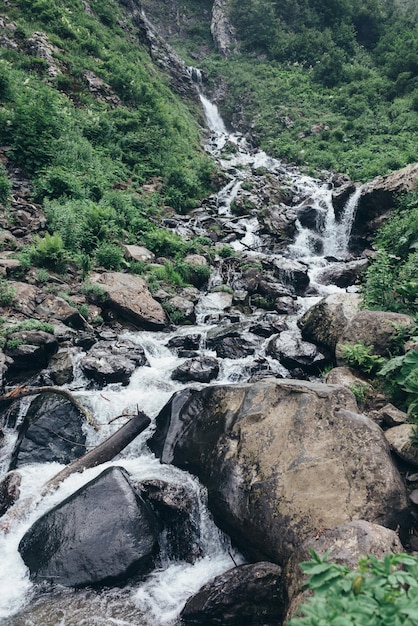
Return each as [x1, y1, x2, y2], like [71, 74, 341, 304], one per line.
[0, 386, 99, 430]
[0, 411, 151, 530]
[42, 410, 151, 494]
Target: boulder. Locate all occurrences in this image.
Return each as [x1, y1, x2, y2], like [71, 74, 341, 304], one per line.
[9, 282, 38, 316]
[355, 163, 418, 242]
[5, 330, 58, 373]
[315, 258, 368, 288]
[122, 244, 155, 263]
[180, 562, 284, 625]
[89, 272, 167, 329]
[48, 349, 75, 386]
[297, 205, 325, 232]
[332, 182, 357, 219]
[271, 258, 310, 295]
[137, 478, 202, 563]
[35, 294, 86, 329]
[336, 310, 415, 361]
[80, 338, 148, 387]
[267, 330, 329, 375]
[9, 391, 87, 468]
[150, 380, 408, 565]
[166, 296, 196, 324]
[299, 292, 360, 353]
[211, 0, 237, 56]
[0, 470, 21, 517]
[385, 424, 418, 467]
[18, 466, 159, 587]
[206, 323, 255, 359]
[284, 520, 403, 621]
[171, 356, 220, 383]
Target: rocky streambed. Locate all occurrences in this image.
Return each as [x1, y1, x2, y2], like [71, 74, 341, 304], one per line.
[1, 85, 418, 625]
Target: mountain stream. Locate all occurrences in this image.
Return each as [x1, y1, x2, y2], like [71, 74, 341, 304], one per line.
[0, 76, 363, 625]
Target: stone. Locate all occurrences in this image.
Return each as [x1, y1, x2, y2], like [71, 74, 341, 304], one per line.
[385, 424, 418, 467]
[297, 205, 325, 232]
[150, 380, 408, 565]
[284, 520, 403, 621]
[206, 323, 255, 359]
[5, 330, 58, 373]
[166, 296, 196, 324]
[299, 292, 360, 353]
[48, 349, 75, 385]
[9, 282, 38, 317]
[271, 257, 310, 295]
[379, 403, 408, 427]
[180, 562, 284, 625]
[9, 391, 87, 468]
[316, 259, 368, 288]
[167, 334, 202, 353]
[211, 0, 237, 56]
[122, 244, 155, 263]
[80, 338, 148, 386]
[0, 470, 21, 517]
[332, 182, 357, 219]
[336, 310, 415, 361]
[35, 294, 86, 329]
[267, 330, 329, 375]
[89, 272, 167, 329]
[18, 467, 159, 587]
[171, 356, 220, 383]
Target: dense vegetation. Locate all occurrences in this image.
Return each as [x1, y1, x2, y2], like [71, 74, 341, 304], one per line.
[169, 0, 418, 181]
[0, 0, 215, 276]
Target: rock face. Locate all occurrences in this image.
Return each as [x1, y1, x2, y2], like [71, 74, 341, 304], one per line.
[4, 331, 58, 375]
[354, 162, 418, 242]
[89, 272, 167, 329]
[9, 392, 87, 468]
[180, 562, 284, 625]
[150, 380, 408, 565]
[171, 355, 220, 383]
[335, 310, 415, 360]
[211, 0, 237, 56]
[19, 467, 159, 587]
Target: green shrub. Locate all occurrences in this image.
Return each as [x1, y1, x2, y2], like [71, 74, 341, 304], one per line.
[28, 232, 67, 272]
[95, 242, 124, 270]
[81, 282, 107, 303]
[289, 550, 418, 626]
[0, 164, 11, 206]
[0, 278, 15, 306]
[339, 342, 386, 375]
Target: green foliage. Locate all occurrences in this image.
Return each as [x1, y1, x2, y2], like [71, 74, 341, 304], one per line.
[27, 232, 67, 272]
[289, 550, 418, 626]
[349, 382, 371, 409]
[81, 282, 107, 303]
[95, 242, 124, 271]
[379, 349, 418, 420]
[0, 278, 16, 306]
[0, 164, 11, 206]
[363, 192, 418, 315]
[339, 342, 385, 375]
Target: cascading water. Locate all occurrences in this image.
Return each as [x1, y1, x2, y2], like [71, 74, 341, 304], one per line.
[0, 70, 363, 625]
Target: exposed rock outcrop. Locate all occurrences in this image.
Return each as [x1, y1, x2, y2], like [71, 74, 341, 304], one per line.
[211, 0, 237, 57]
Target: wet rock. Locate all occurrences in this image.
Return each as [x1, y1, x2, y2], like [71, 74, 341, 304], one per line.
[48, 349, 75, 386]
[18, 467, 160, 587]
[316, 258, 368, 288]
[5, 331, 58, 374]
[171, 356, 220, 383]
[150, 380, 408, 565]
[0, 470, 21, 517]
[89, 272, 167, 329]
[206, 323, 255, 359]
[80, 338, 148, 387]
[332, 182, 357, 219]
[274, 295, 299, 315]
[267, 331, 329, 375]
[385, 424, 418, 467]
[285, 520, 403, 621]
[299, 292, 361, 353]
[258, 205, 297, 242]
[336, 310, 415, 361]
[180, 562, 284, 625]
[0, 352, 12, 392]
[249, 315, 287, 338]
[167, 334, 202, 353]
[379, 403, 408, 427]
[297, 205, 325, 232]
[271, 258, 309, 295]
[9, 392, 87, 469]
[137, 479, 202, 563]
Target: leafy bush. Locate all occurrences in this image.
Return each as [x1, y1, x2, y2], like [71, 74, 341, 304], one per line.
[289, 550, 418, 626]
[378, 349, 418, 420]
[0, 278, 15, 306]
[339, 342, 385, 375]
[0, 164, 11, 206]
[95, 242, 124, 270]
[28, 232, 67, 272]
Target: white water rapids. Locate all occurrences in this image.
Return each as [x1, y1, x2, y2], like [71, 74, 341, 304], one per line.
[0, 75, 362, 625]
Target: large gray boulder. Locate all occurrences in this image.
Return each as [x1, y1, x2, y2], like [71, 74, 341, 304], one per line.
[299, 292, 360, 353]
[150, 380, 408, 565]
[89, 272, 167, 329]
[336, 310, 415, 361]
[19, 467, 159, 587]
[80, 338, 148, 386]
